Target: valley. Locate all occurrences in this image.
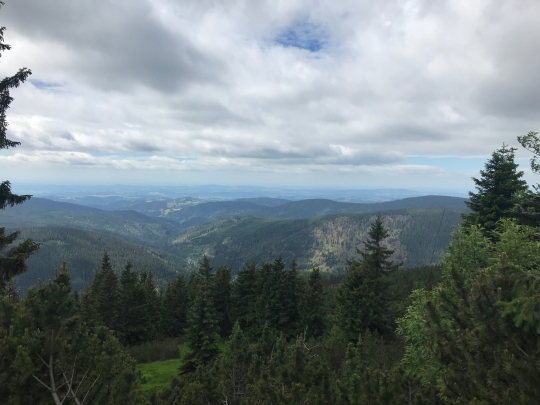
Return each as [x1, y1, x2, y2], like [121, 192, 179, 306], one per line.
[4, 194, 468, 293]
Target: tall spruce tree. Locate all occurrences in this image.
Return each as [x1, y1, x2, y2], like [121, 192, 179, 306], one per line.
[337, 215, 399, 341]
[301, 267, 325, 338]
[162, 274, 188, 338]
[214, 265, 232, 338]
[462, 144, 527, 237]
[0, 3, 38, 290]
[140, 270, 162, 340]
[89, 252, 119, 331]
[181, 278, 220, 374]
[231, 261, 259, 337]
[117, 261, 151, 345]
[198, 255, 214, 285]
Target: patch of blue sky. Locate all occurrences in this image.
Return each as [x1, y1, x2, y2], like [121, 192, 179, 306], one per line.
[30, 79, 62, 91]
[274, 20, 326, 52]
[406, 157, 487, 172]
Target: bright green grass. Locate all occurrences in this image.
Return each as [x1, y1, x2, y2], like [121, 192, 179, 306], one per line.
[137, 343, 226, 392]
[137, 358, 182, 391]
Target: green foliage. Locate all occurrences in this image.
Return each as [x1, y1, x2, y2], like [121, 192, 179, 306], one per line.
[118, 261, 155, 345]
[181, 278, 220, 374]
[0, 265, 141, 404]
[231, 261, 259, 337]
[213, 265, 232, 338]
[89, 253, 119, 330]
[518, 131, 540, 174]
[127, 339, 182, 364]
[398, 221, 540, 403]
[337, 216, 399, 341]
[162, 274, 188, 338]
[301, 267, 326, 338]
[12, 227, 184, 293]
[462, 144, 527, 237]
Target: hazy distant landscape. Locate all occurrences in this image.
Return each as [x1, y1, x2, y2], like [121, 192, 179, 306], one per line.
[5, 192, 468, 292]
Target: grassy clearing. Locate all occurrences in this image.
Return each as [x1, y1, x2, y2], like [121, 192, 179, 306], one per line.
[138, 358, 182, 391]
[137, 344, 188, 392]
[137, 343, 227, 392]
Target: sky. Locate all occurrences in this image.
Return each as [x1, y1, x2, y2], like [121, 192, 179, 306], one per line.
[1, 0, 540, 193]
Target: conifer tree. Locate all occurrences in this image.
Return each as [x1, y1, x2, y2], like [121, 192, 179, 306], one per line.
[231, 261, 259, 337]
[258, 258, 289, 335]
[213, 265, 232, 338]
[0, 3, 38, 290]
[301, 267, 325, 338]
[117, 261, 150, 345]
[198, 255, 214, 285]
[284, 259, 304, 337]
[462, 144, 527, 237]
[140, 270, 162, 340]
[181, 279, 220, 374]
[162, 274, 188, 338]
[89, 252, 119, 331]
[337, 216, 399, 341]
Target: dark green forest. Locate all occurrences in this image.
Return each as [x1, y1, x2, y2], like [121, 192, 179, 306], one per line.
[3, 5, 540, 403]
[8, 206, 465, 293]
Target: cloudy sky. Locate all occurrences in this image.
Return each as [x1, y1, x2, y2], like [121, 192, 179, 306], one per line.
[1, 0, 539, 192]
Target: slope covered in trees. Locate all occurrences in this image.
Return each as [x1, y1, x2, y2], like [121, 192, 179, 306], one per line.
[9, 208, 464, 292]
[168, 208, 464, 273]
[11, 227, 185, 292]
[1, 202, 183, 246]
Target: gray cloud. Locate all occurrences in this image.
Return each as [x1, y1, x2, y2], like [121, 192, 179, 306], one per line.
[2, 0, 540, 189]
[4, 0, 222, 93]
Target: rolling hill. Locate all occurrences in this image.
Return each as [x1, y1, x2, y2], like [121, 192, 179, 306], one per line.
[5, 195, 468, 293]
[166, 207, 465, 274]
[12, 227, 186, 293]
[1, 199, 182, 246]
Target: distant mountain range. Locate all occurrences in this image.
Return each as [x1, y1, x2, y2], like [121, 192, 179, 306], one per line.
[3, 195, 469, 293]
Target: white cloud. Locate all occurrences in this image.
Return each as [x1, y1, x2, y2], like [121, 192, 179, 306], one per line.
[2, 0, 539, 189]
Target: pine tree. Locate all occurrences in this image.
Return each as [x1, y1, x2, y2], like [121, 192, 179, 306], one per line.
[213, 265, 232, 338]
[462, 144, 527, 237]
[281, 259, 304, 338]
[162, 274, 188, 338]
[301, 267, 325, 338]
[181, 279, 220, 374]
[0, 4, 38, 290]
[231, 261, 259, 337]
[337, 216, 399, 341]
[89, 252, 119, 331]
[140, 270, 162, 341]
[198, 255, 214, 285]
[117, 261, 151, 345]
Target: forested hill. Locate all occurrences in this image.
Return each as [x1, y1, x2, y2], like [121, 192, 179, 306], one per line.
[10, 206, 465, 293]
[168, 208, 464, 273]
[11, 227, 185, 293]
[1, 200, 182, 247]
